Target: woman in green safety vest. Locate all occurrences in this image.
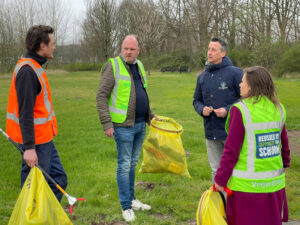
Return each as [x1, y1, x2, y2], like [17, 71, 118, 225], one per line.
[213, 66, 290, 225]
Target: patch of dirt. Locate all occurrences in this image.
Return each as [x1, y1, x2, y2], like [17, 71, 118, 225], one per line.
[135, 181, 155, 191]
[91, 221, 127, 225]
[98, 213, 106, 221]
[158, 183, 168, 187]
[288, 129, 300, 157]
[90, 213, 127, 225]
[150, 213, 172, 220]
[185, 150, 191, 159]
[63, 204, 79, 219]
[180, 219, 197, 225]
[63, 205, 71, 214]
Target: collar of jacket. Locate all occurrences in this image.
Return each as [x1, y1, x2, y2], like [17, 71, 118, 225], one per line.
[25, 50, 47, 66]
[205, 56, 233, 72]
[119, 53, 137, 65]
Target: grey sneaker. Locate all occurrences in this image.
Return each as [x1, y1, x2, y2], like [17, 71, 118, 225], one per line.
[132, 199, 151, 211]
[122, 208, 136, 222]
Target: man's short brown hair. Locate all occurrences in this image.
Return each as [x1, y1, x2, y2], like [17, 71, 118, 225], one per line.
[25, 25, 54, 52]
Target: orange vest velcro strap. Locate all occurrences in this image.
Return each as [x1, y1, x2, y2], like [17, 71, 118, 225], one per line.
[6, 58, 58, 145]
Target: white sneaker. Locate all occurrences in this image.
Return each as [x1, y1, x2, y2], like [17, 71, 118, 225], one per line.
[122, 208, 136, 222]
[132, 199, 151, 211]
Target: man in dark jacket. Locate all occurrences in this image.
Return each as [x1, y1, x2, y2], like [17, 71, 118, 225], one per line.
[193, 38, 243, 182]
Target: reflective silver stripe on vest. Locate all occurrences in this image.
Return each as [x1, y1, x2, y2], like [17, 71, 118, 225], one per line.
[232, 101, 284, 179]
[7, 111, 55, 125]
[109, 58, 130, 115]
[8, 59, 55, 125]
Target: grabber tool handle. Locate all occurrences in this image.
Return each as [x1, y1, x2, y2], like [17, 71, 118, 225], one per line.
[212, 184, 234, 197]
[224, 187, 234, 197]
[0, 128, 23, 153]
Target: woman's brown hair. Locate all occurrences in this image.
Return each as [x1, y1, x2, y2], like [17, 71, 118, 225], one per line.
[244, 66, 279, 106]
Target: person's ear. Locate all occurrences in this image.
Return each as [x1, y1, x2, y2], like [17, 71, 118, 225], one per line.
[40, 42, 46, 50]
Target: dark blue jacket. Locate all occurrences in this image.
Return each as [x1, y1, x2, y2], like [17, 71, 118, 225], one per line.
[193, 56, 243, 140]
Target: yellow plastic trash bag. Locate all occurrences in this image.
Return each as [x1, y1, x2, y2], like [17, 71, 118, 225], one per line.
[8, 166, 72, 225]
[139, 116, 191, 178]
[196, 188, 227, 225]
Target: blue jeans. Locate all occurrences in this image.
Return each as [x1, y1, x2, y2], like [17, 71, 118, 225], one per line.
[20, 141, 67, 202]
[113, 121, 146, 210]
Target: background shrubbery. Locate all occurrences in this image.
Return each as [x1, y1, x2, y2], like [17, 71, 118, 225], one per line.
[274, 42, 300, 76]
[62, 63, 101, 72]
[46, 62, 102, 72]
[143, 41, 300, 77]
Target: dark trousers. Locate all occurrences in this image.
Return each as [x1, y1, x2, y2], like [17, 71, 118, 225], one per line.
[20, 141, 67, 202]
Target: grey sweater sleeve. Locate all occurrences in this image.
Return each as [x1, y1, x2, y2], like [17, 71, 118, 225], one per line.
[96, 62, 115, 131]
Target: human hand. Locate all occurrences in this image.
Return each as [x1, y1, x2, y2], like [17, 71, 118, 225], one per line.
[104, 127, 114, 138]
[214, 183, 224, 192]
[203, 106, 213, 116]
[214, 107, 227, 118]
[23, 149, 38, 168]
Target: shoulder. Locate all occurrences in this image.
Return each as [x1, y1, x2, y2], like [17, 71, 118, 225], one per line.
[229, 105, 243, 124]
[230, 104, 242, 114]
[226, 65, 243, 75]
[100, 61, 115, 81]
[101, 61, 113, 73]
[197, 70, 206, 80]
[16, 65, 38, 81]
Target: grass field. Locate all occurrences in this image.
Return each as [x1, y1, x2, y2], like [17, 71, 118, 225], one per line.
[0, 70, 300, 225]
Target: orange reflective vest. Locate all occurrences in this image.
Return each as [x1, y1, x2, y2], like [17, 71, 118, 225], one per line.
[6, 58, 57, 145]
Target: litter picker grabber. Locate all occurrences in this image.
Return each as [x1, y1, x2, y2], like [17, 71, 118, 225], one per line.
[0, 127, 86, 215]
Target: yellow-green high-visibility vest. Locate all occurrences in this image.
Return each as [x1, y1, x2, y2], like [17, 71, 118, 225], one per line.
[226, 97, 286, 193]
[108, 56, 147, 123]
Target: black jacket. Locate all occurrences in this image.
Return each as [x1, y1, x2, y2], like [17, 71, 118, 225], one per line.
[15, 51, 47, 150]
[193, 56, 243, 140]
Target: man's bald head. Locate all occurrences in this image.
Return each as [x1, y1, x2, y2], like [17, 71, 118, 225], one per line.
[121, 34, 140, 64]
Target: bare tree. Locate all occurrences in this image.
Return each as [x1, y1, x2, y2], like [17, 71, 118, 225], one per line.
[41, 0, 71, 46]
[118, 0, 164, 75]
[271, 0, 299, 43]
[0, 1, 16, 72]
[81, 0, 118, 62]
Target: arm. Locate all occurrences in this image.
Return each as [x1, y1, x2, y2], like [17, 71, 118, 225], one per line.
[214, 106, 244, 187]
[96, 62, 115, 136]
[281, 125, 290, 169]
[193, 74, 210, 117]
[16, 66, 40, 167]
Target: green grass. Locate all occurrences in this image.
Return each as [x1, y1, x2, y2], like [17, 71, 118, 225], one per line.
[0, 71, 300, 224]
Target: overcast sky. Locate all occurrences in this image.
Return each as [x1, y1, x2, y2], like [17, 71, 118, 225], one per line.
[63, 0, 87, 43]
[66, 0, 87, 18]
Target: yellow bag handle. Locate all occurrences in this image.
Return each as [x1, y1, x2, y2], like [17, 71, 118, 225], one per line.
[150, 117, 183, 133]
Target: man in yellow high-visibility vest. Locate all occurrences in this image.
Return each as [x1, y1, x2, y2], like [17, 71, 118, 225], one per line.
[96, 35, 156, 222]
